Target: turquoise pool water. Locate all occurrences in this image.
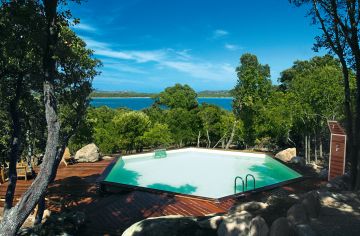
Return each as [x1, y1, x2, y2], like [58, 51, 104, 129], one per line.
[104, 148, 301, 199]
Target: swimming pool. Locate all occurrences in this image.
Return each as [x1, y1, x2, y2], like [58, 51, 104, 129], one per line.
[101, 148, 302, 200]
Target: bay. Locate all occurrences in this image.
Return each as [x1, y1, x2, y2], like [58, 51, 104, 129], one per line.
[90, 97, 233, 111]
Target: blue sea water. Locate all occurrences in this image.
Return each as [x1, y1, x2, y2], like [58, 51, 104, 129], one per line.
[90, 97, 233, 111]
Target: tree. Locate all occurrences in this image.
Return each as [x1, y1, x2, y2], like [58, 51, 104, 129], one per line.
[198, 104, 224, 148]
[291, 0, 360, 189]
[218, 112, 243, 149]
[142, 123, 173, 148]
[0, 0, 100, 233]
[143, 104, 166, 124]
[258, 89, 298, 149]
[156, 83, 198, 110]
[0, 0, 46, 213]
[112, 111, 151, 153]
[0, 0, 61, 232]
[277, 55, 345, 161]
[233, 53, 272, 147]
[166, 108, 199, 147]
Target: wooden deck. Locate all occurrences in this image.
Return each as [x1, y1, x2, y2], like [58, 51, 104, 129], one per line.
[0, 160, 235, 235]
[0, 159, 322, 235]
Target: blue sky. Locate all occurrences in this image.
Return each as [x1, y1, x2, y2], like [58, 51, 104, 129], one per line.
[69, 0, 322, 92]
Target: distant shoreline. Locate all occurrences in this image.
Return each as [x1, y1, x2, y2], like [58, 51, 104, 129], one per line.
[90, 90, 232, 98]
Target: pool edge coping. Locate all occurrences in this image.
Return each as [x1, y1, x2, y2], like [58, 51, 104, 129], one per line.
[98, 148, 307, 203]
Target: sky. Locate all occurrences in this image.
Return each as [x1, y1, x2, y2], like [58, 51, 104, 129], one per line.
[68, 0, 324, 92]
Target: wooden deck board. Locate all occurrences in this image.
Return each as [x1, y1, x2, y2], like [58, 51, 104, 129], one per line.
[0, 159, 321, 235]
[0, 160, 233, 234]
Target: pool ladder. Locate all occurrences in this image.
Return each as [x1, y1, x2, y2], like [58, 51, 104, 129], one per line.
[234, 174, 256, 194]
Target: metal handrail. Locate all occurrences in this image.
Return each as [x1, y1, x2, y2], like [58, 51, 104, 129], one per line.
[234, 176, 245, 194]
[245, 174, 256, 190]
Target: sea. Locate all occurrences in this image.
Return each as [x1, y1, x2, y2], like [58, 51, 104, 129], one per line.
[90, 97, 233, 111]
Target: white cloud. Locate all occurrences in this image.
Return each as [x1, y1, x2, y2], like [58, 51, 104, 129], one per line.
[224, 43, 240, 51]
[161, 61, 234, 82]
[72, 23, 97, 33]
[105, 62, 147, 74]
[82, 36, 235, 83]
[80, 36, 109, 49]
[95, 49, 167, 63]
[213, 29, 229, 39]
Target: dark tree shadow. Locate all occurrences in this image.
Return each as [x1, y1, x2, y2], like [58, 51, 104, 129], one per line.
[146, 183, 197, 195]
[45, 173, 194, 235]
[104, 159, 141, 186]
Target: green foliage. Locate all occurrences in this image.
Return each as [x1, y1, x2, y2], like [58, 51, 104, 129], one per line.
[257, 90, 297, 147]
[165, 108, 199, 146]
[198, 104, 224, 145]
[112, 111, 151, 152]
[142, 123, 173, 148]
[0, 105, 11, 162]
[156, 84, 198, 110]
[233, 53, 272, 146]
[232, 54, 344, 150]
[285, 56, 344, 121]
[143, 105, 166, 124]
[0, 1, 100, 161]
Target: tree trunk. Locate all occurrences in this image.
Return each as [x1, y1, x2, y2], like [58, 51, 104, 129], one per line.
[3, 77, 23, 214]
[308, 135, 311, 163]
[213, 132, 227, 149]
[34, 144, 66, 225]
[225, 121, 237, 150]
[26, 130, 34, 173]
[339, 59, 356, 188]
[197, 131, 201, 148]
[314, 135, 318, 164]
[305, 136, 308, 164]
[319, 136, 323, 159]
[0, 1, 60, 234]
[206, 130, 211, 148]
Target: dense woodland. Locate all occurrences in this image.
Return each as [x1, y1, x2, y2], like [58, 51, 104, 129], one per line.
[1, 0, 360, 235]
[68, 55, 347, 164]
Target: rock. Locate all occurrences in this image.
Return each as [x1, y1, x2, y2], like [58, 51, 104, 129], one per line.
[198, 215, 226, 230]
[321, 196, 336, 206]
[269, 217, 292, 236]
[122, 215, 216, 236]
[318, 168, 328, 179]
[294, 224, 317, 236]
[306, 163, 318, 170]
[275, 148, 296, 162]
[249, 216, 269, 236]
[217, 211, 252, 236]
[17, 211, 86, 236]
[41, 209, 52, 223]
[75, 143, 100, 163]
[102, 155, 114, 160]
[69, 211, 86, 225]
[290, 156, 305, 166]
[326, 176, 349, 190]
[302, 192, 321, 218]
[229, 201, 268, 215]
[17, 227, 36, 236]
[287, 203, 309, 225]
